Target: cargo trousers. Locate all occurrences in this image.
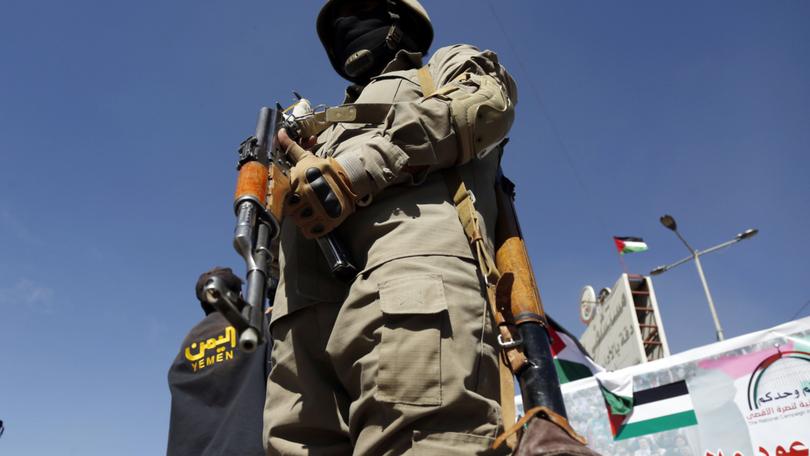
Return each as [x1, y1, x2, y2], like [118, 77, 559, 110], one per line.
[264, 254, 509, 455]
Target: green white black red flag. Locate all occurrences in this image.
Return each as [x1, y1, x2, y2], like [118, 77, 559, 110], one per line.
[597, 371, 698, 440]
[548, 317, 605, 383]
[613, 236, 649, 255]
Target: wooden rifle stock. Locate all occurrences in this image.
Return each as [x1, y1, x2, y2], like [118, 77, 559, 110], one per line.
[493, 171, 568, 417]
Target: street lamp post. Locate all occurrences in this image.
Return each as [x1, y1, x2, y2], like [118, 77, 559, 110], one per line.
[651, 214, 758, 342]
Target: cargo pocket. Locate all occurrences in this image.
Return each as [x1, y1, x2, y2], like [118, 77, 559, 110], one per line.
[375, 273, 447, 406]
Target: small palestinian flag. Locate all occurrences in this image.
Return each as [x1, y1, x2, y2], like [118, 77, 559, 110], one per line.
[548, 317, 604, 383]
[599, 373, 698, 440]
[613, 236, 648, 255]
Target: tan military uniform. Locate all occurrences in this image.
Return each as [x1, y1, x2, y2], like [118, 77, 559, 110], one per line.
[264, 44, 517, 455]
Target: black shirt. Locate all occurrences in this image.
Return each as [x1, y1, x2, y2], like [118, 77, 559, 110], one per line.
[167, 312, 271, 456]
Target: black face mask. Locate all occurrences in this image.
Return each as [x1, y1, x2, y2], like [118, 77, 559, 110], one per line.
[332, 6, 398, 83]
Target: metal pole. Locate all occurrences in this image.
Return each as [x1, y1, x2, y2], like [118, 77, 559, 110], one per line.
[654, 215, 756, 342]
[693, 253, 725, 341]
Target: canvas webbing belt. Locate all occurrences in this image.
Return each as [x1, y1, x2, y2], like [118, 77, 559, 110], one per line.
[295, 103, 392, 133]
[417, 66, 527, 449]
[296, 67, 464, 134]
[321, 103, 392, 124]
[416, 66, 436, 98]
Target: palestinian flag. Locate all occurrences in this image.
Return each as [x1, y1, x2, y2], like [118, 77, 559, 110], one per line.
[613, 236, 648, 255]
[548, 317, 604, 383]
[598, 373, 698, 440]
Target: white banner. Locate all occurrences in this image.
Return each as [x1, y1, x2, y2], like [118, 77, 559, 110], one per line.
[555, 317, 810, 456]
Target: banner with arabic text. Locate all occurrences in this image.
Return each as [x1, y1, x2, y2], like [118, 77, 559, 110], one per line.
[551, 317, 810, 456]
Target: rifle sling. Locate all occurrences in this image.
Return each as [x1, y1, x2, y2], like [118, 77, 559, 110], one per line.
[307, 65, 464, 131]
[415, 64, 528, 449]
[317, 65, 464, 127]
[321, 103, 393, 124]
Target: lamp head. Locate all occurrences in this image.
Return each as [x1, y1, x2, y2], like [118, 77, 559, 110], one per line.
[650, 265, 667, 276]
[737, 228, 759, 240]
[660, 214, 677, 231]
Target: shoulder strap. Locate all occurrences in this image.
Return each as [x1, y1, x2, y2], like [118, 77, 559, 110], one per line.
[443, 165, 527, 450]
[417, 64, 469, 100]
[442, 168, 528, 372]
[295, 64, 449, 139]
[417, 66, 436, 97]
[321, 64, 437, 125]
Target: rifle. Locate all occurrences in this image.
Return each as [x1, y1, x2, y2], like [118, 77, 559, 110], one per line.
[201, 107, 278, 352]
[494, 171, 567, 413]
[203, 107, 356, 351]
[493, 168, 593, 452]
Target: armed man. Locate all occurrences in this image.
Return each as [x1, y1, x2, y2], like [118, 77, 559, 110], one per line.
[263, 1, 590, 454]
[167, 268, 271, 456]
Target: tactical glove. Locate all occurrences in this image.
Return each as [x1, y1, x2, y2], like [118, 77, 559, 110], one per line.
[282, 136, 358, 239]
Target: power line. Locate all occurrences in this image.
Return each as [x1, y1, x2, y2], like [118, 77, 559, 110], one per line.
[485, 0, 611, 234]
[789, 299, 810, 321]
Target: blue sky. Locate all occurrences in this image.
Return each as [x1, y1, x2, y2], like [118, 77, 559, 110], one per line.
[1, 1, 808, 454]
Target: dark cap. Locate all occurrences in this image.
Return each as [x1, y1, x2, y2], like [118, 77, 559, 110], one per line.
[195, 267, 243, 315]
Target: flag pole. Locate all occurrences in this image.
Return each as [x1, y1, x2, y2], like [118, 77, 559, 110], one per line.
[613, 236, 629, 274]
[618, 251, 628, 274]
